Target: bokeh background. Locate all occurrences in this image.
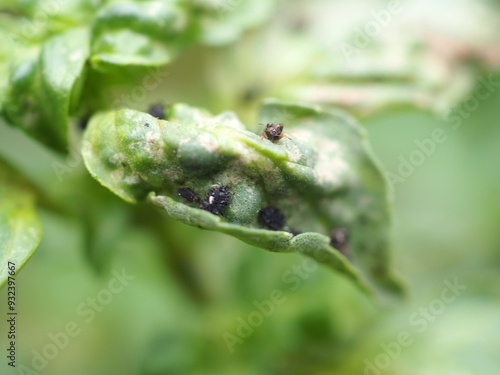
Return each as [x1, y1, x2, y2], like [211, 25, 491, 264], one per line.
[1, 0, 500, 374]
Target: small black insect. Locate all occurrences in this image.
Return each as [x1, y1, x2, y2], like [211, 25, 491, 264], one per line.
[260, 123, 288, 142]
[78, 115, 90, 130]
[148, 103, 165, 119]
[259, 206, 285, 231]
[121, 162, 128, 168]
[178, 187, 200, 203]
[329, 228, 349, 256]
[144, 122, 150, 127]
[201, 185, 231, 215]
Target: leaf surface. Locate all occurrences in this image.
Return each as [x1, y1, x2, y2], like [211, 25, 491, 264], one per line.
[82, 101, 403, 297]
[0, 161, 41, 288]
[2, 28, 90, 152]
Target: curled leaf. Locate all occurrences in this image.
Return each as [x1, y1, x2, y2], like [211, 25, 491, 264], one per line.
[82, 101, 402, 297]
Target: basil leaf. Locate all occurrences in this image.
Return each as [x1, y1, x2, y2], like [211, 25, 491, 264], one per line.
[81, 101, 403, 298]
[2, 28, 90, 152]
[0, 160, 42, 288]
[90, 1, 190, 70]
[192, 0, 276, 46]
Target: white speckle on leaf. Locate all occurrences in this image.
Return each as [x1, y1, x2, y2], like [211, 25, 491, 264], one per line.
[109, 152, 127, 165]
[314, 138, 350, 189]
[145, 131, 165, 161]
[124, 174, 141, 185]
[285, 141, 302, 163]
[197, 133, 218, 152]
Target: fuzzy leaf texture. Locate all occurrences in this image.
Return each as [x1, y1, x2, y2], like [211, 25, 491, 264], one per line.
[0, 160, 42, 288]
[82, 100, 403, 298]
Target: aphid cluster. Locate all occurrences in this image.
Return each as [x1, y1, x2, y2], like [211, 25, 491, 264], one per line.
[201, 186, 231, 216]
[259, 206, 285, 231]
[261, 123, 288, 142]
[178, 182, 349, 257]
[178, 185, 231, 216]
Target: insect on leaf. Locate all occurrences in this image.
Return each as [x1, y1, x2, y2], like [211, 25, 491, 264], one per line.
[82, 100, 403, 299]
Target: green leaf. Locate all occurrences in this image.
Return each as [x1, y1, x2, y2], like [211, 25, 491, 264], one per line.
[90, 1, 190, 70]
[192, 0, 276, 46]
[0, 0, 102, 43]
[0, 160, 42, 288]
[2, 28, 90, 152]
[81, 101, 402, 298]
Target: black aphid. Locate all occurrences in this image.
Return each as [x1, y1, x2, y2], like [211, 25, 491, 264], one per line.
[259, 206, 285, 231]
[261, 123, 288, 142]
[144, 122, 150, 127]
[329, 228, 349, 255]
[148, 103, 165, 119]
[201, 185, 231, 216]
[121, 162, 127, 168]
[78, 115, 90, 130]
[178, 187, 200, 203]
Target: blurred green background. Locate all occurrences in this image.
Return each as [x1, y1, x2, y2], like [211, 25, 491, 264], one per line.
[1, 0, 500, 374]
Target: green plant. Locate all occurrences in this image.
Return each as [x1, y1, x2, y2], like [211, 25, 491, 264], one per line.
[0, 0, 402, 298]
[1, 1, 499, 374]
